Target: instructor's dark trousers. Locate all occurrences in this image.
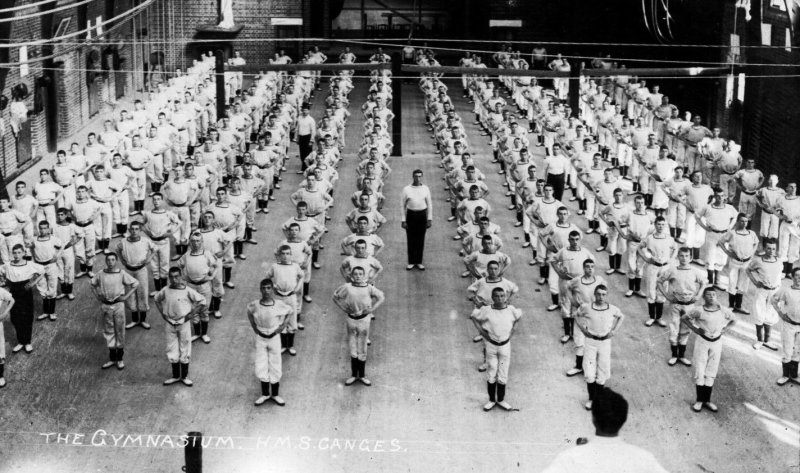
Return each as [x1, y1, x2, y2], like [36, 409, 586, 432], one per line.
[405, 209, 428, 265]
[298, 134, 312, 170]
[547, 172, 566, 202]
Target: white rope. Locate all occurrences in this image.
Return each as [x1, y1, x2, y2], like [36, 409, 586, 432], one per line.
[0, 0, 94, 23]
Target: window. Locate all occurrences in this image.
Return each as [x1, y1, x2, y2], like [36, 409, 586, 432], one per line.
[771, 0, 786, 10]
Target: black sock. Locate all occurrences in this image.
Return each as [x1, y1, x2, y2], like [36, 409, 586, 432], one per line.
[648, 303, 655, 319]
[181, 363, 189, 379]
[223, 267, 232, 283]
[600, 235, 608, 247]
[562, 318, 571, 336]
[312, 249, 319, 263]
[487, 382, 496, 402]
[171, 363, 180, 379]
[575, 355, 583, 369]
[540, 266, 547, 279]
[707, 270, 714, 285]
[628, 279, 634, 291]
[678, 344, 687, 358]
[303, 282, 310, 296]
[350, 357, 359, 377]
[696, 384, 703, 403]
[280, 333, 288, 347]
[735, 293, 743, 309]
[655, 302, 663, 318]
[210, 296, 221, 312]
[131, 311, 139, 324]
[271, 382, 280, 397]
[201, 321, 208, 336]
[450, 207, 456, 217]
[110, 348, 117, 362]
[140, 311, 147, 322]
[154, 278, 162, 291]
[287, 333, 295, 348]
[615, 254, 622, 269]
[587, 382, 596, 400]
[635, 278, 642, 292]
[261, 381, 270, 396]
[756, 324, 764, 342]
[763, 324, 771, 343]
[728, 293, 735, 308]
[118, 348, 124, 360]
[0, 363, 5, 378]
[675, 228, 683, 240]
[551, 294, 559, 306]
[704, 385, 713, 403]
[671, 345, 678, 357]
[358, 359, 366, 378]
[496, 383, 506, 402]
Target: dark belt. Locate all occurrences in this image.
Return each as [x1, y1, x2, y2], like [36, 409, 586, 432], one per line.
[722, 170, 737, 175]
[75, 221, 93, 227]
[151, 234, 169, 241]
[709, 227, 727, 234]
[306, 213, 321, 217]
[698, 332, 723, 343]
[169, 201, 187, 207]
[586, 332, 610, 341]
[743, 190, 756, 195]
[731, 255, 752, 263]
[125, 263, 148, 271]
[486, 337, 510, 346]
[130, 167, 144, 171]
[2, 232, 13, 237]
[39, 202, 53, 206]
[61, 184, 73, 188]
[675, 299, 694, 305]
[259, 330, 279, 339]
[275, 290, 295, 297]
[348, 313, 369, 320]
[187, 277, 208, 285]
[651, 261, 668, 267]
[35, 258, 56, 265]
[102, 299, 121, 305]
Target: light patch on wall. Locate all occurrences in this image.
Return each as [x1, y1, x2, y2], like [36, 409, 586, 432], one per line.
[761, 22, 772, 46]
[19, 45, 28, 77]
[725, 74, 734, 107]
[96, 15, 103, 36]
[737, 73, 746, 102]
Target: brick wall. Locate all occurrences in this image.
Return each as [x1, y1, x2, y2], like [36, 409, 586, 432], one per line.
[0, 0, 139, 180]
[148, 0, 313, 73]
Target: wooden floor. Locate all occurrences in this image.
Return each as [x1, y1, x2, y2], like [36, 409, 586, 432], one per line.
[1, 80, 799, 473]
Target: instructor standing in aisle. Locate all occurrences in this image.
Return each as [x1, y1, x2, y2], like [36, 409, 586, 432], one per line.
[401, 169, 432, 270]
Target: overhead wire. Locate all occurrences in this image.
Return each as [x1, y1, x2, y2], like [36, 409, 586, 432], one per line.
[2, 36, 796, 69]
[8, 64, 800, 81]
[0, 0, 154, 51]
[0, 0, 60, 14]
[0, 0, 95, 22]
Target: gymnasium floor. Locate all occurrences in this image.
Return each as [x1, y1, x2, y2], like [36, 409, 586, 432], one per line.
[0, 79, 798, 473]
